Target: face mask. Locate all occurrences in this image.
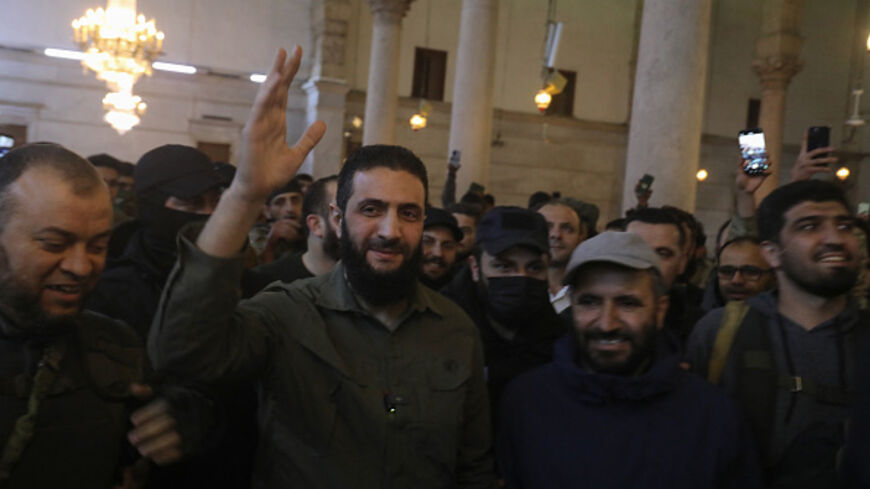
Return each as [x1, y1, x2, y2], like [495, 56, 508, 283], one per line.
[139, 201, 208, 246]
[484, 276, 550, 330]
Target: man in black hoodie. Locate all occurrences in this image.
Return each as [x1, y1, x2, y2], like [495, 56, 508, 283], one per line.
[498, 232, 760, 489]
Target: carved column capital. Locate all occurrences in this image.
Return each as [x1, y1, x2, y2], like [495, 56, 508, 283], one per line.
[365, 0, 413, 23]
[751, 55, 803, 90]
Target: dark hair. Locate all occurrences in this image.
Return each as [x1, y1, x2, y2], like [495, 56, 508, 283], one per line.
[336, 145, 428, 213]
[483, 194, 495, 206]
[87, 153, 122, 171]
[694, 220, 707, 248]
[528, 191, 552, 209]
[117, 161, 135, 177]
[605, 218, 627, 231]
[292, 173, 313, 184]
[460, 192, 485, 207]
[757, 180, 851, 243]
[624, 207, 686, 248]
[715, 218, 732, 250]
[716, 236, 761, 261]
[302, 175, 338, 220]
[446, 202, 482, 222]
[0, 143, 103, 227]
[661, 205, 698, 247]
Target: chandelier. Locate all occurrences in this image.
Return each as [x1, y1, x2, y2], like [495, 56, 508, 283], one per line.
[72, 0, 163, 134]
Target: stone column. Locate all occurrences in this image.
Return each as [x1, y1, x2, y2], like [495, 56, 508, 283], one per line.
[362, 0, 413, 145]
[752, 0, 804, 201]
[301, 0, 352, 177]
[621, 0, 713, 213]
[446, 0, 499, 196]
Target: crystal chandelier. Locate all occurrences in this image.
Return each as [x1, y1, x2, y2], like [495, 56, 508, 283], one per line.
[72, 0, 163, 134]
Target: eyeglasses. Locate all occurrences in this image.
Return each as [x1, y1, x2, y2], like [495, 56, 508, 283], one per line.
[716, 265, 771, 281]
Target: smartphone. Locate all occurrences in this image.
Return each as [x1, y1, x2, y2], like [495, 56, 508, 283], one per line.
[0, 134, 13, 158]
[448, 150, 461, 169]
[738, 128, 769, 176]
[637, 173, 656, 194]
[807, 125, 830, 160]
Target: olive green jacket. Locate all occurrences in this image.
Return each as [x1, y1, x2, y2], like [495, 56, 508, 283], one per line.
[150, 238, 497, 489]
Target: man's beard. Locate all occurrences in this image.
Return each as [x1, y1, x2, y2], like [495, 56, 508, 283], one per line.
[575, 320, 658, 375]
[321, 220, 341, 261]
[420, 254, 453, 290]
[780, 244, 858, 298]
[0, 247, 78, 338]
[340, 222, 422, 306]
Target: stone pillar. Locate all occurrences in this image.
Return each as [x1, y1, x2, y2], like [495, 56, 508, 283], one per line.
[621, 0, 713, 213]
[446, 0, 499, 196]
[362, 0, 413, 145]
[301, 0, 352, 177]
[752, 0, 804, 201]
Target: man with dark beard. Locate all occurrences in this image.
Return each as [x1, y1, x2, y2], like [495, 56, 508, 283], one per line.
[419, 207, 462, 290]
[149, 45, 494, 489]
[442, 206, 565, 426]
[497, 232, 760, 489]
[0, 143, 194, 487]
[687, 180, 867, 489]
[241, 175, 339, 297]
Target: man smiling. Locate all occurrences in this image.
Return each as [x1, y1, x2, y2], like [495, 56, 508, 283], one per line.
[497, 232, 759, 489]
[688, 180, 867, 488]
[149, 47, 494, 489]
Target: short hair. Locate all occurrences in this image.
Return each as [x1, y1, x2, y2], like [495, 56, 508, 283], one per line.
[757, 180, 851, 243]
[87, 153, 122, 171]
[624, 207, 686, 248]
[661, 205, 698, 248]
[336, 145, 428, 213]
[292, 173, 313, 184]
[528, 191, 552, 209]
[605, 218, 627, 231]
[716, 236, 761, 262]
[460, 192, 485, 207]
[483, 194, 495, 206]
[302, 175, 338, 220]
[117, 161, 135, 177]
[535, 198, 585, 231]
[0, 143, 103, 227]
[446, 202, 482, 223]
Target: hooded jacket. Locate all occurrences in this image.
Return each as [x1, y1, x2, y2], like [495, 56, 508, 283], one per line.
[497, 334, 761, 489]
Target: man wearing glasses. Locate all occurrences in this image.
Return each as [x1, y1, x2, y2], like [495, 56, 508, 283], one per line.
[715, 237, 775, 303]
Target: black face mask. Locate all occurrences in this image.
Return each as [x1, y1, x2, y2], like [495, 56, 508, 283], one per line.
[138, 200, 209, 246]
[483, 276, 550, 330]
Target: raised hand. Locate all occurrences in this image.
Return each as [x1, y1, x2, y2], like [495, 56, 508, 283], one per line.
[790, 129, 836, 182]
[233, 46, 326, 202]
[735, 156, 770, 195]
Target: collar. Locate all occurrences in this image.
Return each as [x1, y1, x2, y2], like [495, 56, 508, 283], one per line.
[749, 290, 861, 333]
[549, 285, 570, 302]
[313, 262, 445, 318]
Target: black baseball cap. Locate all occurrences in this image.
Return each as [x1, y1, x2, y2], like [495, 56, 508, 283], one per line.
[267, 179, 303, 204]
[424, 207, 463, 242]
[476, 206, 548, 256]
[134, 145, 222, 198]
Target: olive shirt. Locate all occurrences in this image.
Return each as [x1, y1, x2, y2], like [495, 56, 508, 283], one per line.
[149, 237, 497, 489]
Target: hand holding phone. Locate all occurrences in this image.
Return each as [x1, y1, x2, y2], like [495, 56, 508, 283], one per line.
[738, 128, 770, 176]
[448, 150, 461, 170]
[791, 127, 836, 182]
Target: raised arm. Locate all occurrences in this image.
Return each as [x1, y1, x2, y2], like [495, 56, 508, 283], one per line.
[198, 46, 325, 258]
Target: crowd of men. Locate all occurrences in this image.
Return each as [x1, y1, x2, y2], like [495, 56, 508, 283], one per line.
[0, 46, 869, 489]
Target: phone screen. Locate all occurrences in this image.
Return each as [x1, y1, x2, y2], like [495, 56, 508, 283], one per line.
[739, 130, 769, 175]
[0, 134, 13, 158]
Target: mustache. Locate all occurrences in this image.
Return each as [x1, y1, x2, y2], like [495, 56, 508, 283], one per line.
[423, 256, 448, 268]
[813, 244, 851, 261]
[583, 330, 633, 342]
[366, 237, 404, 253]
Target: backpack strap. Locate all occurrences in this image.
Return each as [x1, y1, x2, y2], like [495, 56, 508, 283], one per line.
[0, 343, 66, 484]
[708, 300, 750, 385]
